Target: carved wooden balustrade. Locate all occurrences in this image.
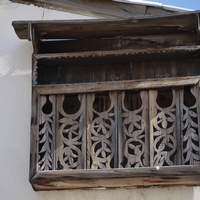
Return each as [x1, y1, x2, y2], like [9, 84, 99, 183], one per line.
[37, 84, 200, 171]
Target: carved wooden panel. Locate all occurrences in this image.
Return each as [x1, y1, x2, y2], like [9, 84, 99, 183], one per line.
[87, 92, 117, 169]
[180, 85, 200, 165]
[119, 91, 149, 168]
[38, 95, 55, 171]
[36, 82, 200, 172]
[56, 94, 86, 170]
[149, 89, 180, 166]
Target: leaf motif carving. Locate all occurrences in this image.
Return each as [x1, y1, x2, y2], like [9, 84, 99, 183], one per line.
[88, 92, 117, 169]
[57, 94, 85, 170]
[151, 89, 177, 166]
[38, 96, 54, 171]
[120, 91, 147, 168]
[182, 98, 200, 165]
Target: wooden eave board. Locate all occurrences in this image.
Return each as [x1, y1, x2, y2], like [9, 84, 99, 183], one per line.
[12, 11, 199, 40]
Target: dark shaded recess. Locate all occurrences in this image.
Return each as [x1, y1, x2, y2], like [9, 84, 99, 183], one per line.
[42, 96, 52, 114]
[184, 86, 196, 107]
[36, 58, 200, 85]
[156, 89, 173, 108]
[63, 94, 81, 114]
[124, 90, 142, 111]
[93, 92, 111, 113]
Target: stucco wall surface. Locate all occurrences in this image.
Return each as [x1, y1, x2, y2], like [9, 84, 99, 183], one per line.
[0, 0, 200, 199]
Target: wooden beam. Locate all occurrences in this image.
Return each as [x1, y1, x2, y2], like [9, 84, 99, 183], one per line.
[34, 76, 200, 95]
[12, 11, 198, 40]
[30, 165, 200, 190]
[33, 45, 200, 65]
[39, 33, 198, 54]
[34, 45, 200, 59]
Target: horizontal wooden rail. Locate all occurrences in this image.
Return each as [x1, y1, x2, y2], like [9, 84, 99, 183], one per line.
[34, 76, 200, 95]
[31, 166, 200, 190]
[34, 45, 200, 60]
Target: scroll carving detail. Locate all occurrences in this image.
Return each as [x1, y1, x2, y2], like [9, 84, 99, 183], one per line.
[57, 95, 86, 170]
[87, 92, 117, 169]
[150, 90, 177, 166]
[120, 91, 148, 168]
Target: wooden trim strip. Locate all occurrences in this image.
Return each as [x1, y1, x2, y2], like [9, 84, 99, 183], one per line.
[34, 45, 200, 60]
[34, 77, 200, 95]
[32, 165, 200, 180]
[12, 11, 199, 40]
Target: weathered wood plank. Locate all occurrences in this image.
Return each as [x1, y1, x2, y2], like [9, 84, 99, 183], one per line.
[33, 165, 200, 179]
[59, 65, 82, 84]
[31, 175, 200, 190]
[131, 62, 144, 80]
[35, 77, 200, 95]
[36, 59, 199, 85]
[106, 64, 119, 81]
[30, 89, 39, 179]
[12, 11, 198, 40]
[34, 45, 200, 60]
[177, 59, 190, 77]
[75, 64, 107, 83]
[175, 89, 181, 165]
[30, 165, 200, 190]
[32, 55, 38, 86]
[37, 65, 59, 84]
[39, 33, 198, 54]
[189, 59, 200, 76]
[33, 45, 200, 67]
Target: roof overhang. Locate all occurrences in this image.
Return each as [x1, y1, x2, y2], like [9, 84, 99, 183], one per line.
[10, 0, 191, 19]
[13, 11, 200, 40]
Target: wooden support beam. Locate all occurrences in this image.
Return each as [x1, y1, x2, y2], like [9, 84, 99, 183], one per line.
[34, 45, 200, 60]
[35, 76, 200, 95]
[30, 166, 200, 190]
[12, 11, 198, 40]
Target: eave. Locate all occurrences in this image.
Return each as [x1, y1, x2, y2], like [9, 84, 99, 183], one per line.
[12, 11, 200, 40]
[10, 0, 188, 19]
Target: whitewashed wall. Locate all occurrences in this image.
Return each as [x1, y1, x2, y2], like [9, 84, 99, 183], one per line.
[0, 0, 199, 199]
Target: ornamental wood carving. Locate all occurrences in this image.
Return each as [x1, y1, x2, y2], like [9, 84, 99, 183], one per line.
[119, 91, 149, 168]
[56, 94, 86, 170]
[150, 89, 179, 166]
[38, 95, 55, 171]
[181, 85, 200, 165]
[36, 84, 200, 172]
[87, 92, 117, 169]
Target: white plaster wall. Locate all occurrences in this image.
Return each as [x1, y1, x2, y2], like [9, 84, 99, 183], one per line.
[0, 0, 199, 199]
